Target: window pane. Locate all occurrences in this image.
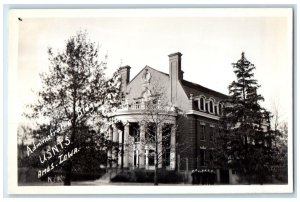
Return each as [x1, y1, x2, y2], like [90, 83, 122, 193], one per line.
[200, 98, 204, 110]
[210, 101, 213, 113]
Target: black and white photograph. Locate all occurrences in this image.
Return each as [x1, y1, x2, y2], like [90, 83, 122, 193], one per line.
[7, 8, 293, 194]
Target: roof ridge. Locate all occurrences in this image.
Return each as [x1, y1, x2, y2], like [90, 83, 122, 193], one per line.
[182, 79, 228, 99]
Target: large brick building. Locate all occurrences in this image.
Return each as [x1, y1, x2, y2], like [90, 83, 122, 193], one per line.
[107, 52, 237, 184]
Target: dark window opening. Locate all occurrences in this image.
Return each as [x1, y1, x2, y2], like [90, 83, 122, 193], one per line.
[193, 100, 199, 110]
[209, 100, 214, 113]
[148, 150, 155, 166]
[134, 151, 137, 166]
[200, 149, 205, 166]
[199, 125, 205, 140]
[130, 122, 140, 142]
[214, 106, 218, 115]
[162, 124, 171, 167]
[162, 125, 171, 147]
[146, 123, 156, 143]
[163, 148, 170, 167]
[209, 127, 214, 141]
[209, 151, 213, 161]
[200, 98, 205, 111]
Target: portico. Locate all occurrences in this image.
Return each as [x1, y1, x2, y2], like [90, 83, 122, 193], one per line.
[107, 105, 177, 170]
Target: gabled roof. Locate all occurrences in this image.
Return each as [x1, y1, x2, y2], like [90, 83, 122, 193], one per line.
[127, 65, 228, 99]
[181, 80, 228, 99]
[127, 65, 168, 85]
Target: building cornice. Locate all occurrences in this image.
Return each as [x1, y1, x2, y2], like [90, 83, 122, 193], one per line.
[114, 109, 177, 117]
[186, 110, 220, 120]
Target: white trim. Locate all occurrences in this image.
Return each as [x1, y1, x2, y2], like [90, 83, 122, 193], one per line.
[199, 121, 206, 126]
[186, 110, 220, 120]
[208, 97, 215, 114]
[199, 96, 206, 111]
[194, 98, 200, 110]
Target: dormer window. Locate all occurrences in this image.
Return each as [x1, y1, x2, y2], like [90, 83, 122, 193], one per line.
[209, 100, 214, 113]
[219, 103, 222, 115]
[205, 103, 209, 112]
[214, 105, 218, 115]
[200, 97, 205, 111]
[193, 100, 199, 110]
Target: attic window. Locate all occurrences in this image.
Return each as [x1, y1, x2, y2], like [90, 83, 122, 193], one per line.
[219, 103, 222, 115]
[193, 100, 199, 110]
[214, 105, 218, 115]
[209, 100, 214, 113]
[200, 97, 205, 111]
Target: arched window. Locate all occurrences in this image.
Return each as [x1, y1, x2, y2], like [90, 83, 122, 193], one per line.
[219, 103, 222, 115]
[200, 97, 205, 111]
[209, 100, 214, 113]
[214, 105, 218, 115]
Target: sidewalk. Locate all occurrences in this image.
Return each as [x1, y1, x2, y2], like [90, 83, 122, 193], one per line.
[19, 180, 189, 186]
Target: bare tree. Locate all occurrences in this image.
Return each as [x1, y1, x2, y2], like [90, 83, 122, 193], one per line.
[17, 125, 32, 160]
[270, 103, 288, 183]
[138, 84, 186, 185]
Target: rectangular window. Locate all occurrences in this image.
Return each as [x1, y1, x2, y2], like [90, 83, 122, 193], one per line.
[193, 100, 199, 110]
[146, 123, 156, 143]
[199, 124, 205, 140]
[148, 150, 155, 166]
[130, 123, 140, 142]
[162, 125, 171, 168]
[209, 126, 214, 141]
[209, 150, 213, 161]
[200, 149, 205, 166]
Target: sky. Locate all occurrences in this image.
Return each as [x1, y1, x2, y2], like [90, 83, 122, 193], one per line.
[16, 9, 292, 126]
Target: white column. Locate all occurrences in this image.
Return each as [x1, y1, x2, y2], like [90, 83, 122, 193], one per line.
[170, 125, 176, 170]
[136, 149, 139, 167]
[112, 125, 119, 168]
[127, 125, 134, 168]
[123, 123, 129, 168]
[145, 146, 149, 169]
[132, 143, 135, 168]
[118, 129, 123, 166]
[139, 123, 145, 168]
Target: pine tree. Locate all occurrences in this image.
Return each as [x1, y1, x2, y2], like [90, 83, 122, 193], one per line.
[26, 30, 122, 185]
[218, 52, 276, 184]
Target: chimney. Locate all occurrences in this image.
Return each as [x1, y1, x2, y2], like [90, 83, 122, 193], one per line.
[169, 52, 183, 104]
[119, 65, 131, 94]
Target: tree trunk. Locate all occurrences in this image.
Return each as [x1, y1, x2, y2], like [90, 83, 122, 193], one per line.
[64, 161, 72, 186]
[154, 164, 158, 185]
[154, 132, 158, 185]
[64, 87, 77, 186]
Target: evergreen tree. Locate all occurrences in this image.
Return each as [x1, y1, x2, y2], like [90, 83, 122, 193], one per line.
[26, 30, 122, 185]
[218, 52, 276, 184]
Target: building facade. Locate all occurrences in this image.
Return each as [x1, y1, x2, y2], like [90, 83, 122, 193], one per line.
[107, 52, 237, 183]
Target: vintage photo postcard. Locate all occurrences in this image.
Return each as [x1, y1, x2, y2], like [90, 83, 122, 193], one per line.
[7, 8, 293, 194]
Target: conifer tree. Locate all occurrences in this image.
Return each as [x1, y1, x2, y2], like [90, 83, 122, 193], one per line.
[218, 52, 276, 184]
